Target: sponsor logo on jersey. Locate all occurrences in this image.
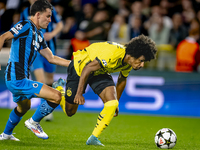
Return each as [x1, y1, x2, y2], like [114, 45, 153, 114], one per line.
[33, 40, 40, 50]
[11, 27, 19, 34]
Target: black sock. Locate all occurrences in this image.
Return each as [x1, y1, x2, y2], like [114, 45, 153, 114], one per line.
[14, 107, 25, 117]
[46, 101, 59, 109]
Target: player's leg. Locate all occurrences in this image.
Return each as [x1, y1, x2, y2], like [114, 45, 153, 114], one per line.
[65, 102, 79, 117]
[33, 68, 49, 116]
[43, 56, 56, 87]
[86, 74, 118, 146]
[86, 86, 118, 146]
[33, 54, 55, 121]
[52, 78, 66, 114]
[52, 78, 79, 116]
[24, 80, 61, 139]
[42, 72, 54, 121]
[64, 76, 82, 116]
[31, 54, 45, 84]
[53, 60, 80, 116]
[0, 99, 31, 141]
[31, 55, 52, 120]
[34, 69, 54, 121]
[30, 83, 61, 122]
[33, 68, 45, 83]
[91, 86, 118, 137]
[44, 72, 54, 86]
[43, 58, 56, 121]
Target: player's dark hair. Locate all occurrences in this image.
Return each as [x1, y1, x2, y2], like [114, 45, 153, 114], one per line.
[30, 0, 53, 16]
[124, 35, 157, 61]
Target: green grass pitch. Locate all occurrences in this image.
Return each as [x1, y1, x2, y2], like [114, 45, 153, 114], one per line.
[0, 108, 200, 150]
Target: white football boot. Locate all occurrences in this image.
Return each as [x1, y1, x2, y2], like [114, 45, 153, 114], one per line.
[0, 133, 20, 141]
[25, 118, 48, 139]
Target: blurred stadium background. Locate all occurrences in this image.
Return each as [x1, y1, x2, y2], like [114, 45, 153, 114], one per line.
[0, 0, 200, 118]
[1, 39, 200, 117]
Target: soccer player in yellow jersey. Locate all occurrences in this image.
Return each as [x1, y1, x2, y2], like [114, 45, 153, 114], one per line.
[54, 34, 157, 146]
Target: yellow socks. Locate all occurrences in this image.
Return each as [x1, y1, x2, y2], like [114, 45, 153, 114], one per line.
[92, 100, 119, 138]
[56, 86, 66, 114]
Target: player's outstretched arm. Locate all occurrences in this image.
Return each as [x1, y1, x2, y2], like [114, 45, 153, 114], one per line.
[0, 31, 14, 51]
[39, 47, 71, 67]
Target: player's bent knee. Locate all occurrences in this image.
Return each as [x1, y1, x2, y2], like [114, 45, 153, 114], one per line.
[53, 91, 62, 104]
[65, 102, 78, 117]
[106, 100, 119, 109]
[66, 111, 76, 117]
[65, 107, 77, 117]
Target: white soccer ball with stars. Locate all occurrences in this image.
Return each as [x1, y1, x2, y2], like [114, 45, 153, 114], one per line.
[155, 128, 177, 149]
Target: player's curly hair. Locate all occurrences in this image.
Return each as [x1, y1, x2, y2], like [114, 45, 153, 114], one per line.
[30, 0, 53, 16]
[124, 35, 157, 61]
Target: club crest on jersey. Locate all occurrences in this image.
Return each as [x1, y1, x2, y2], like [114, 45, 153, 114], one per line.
[15, 23, 23, 30]
[102, 59, 107, 66]
[32, 83, 38, 88]
[67, 88, 72, 97]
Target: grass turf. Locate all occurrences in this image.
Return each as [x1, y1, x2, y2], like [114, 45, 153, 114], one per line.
[0, 108, 200, 150]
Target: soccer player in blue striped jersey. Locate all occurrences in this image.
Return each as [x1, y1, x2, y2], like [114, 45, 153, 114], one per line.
[20, 0, 63, 121]
[0, 0, 70, 141]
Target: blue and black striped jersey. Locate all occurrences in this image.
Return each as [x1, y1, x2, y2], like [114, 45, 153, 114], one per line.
[20, 7, 61, 52]
[5, 20, 48, 81]
[20, 7, 30, 21]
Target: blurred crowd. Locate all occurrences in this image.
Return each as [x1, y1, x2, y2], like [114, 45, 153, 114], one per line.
[0, 0, 200, 72]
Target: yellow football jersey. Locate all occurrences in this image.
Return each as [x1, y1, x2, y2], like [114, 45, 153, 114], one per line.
[73, 41, 132, 77]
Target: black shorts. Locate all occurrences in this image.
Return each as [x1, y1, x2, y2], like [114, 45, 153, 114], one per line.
[65, 60, 115, 104]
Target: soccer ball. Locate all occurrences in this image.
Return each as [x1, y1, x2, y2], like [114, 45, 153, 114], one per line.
[155, 128, 177, 149]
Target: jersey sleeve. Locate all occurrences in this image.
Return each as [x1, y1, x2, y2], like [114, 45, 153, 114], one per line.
[95, 54, 111, 68]
[9, 21, 29, 38]
[38, 31, 48, 51]
[120, 66, 132, 78]
[39, 39, 48, 50]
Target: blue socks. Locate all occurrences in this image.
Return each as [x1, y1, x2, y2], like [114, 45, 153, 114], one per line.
[32, 100, 58, 122]
[40, 98, 46, 104]
[3, 100, 58, 135]
[4, 108, 22, 135]
[3, 99, 59, 135]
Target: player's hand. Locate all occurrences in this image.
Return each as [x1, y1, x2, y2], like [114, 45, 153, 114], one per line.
[43, 32, 53, 41]
[74, 94, 85, 105]
[114, 107, 119, 117]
